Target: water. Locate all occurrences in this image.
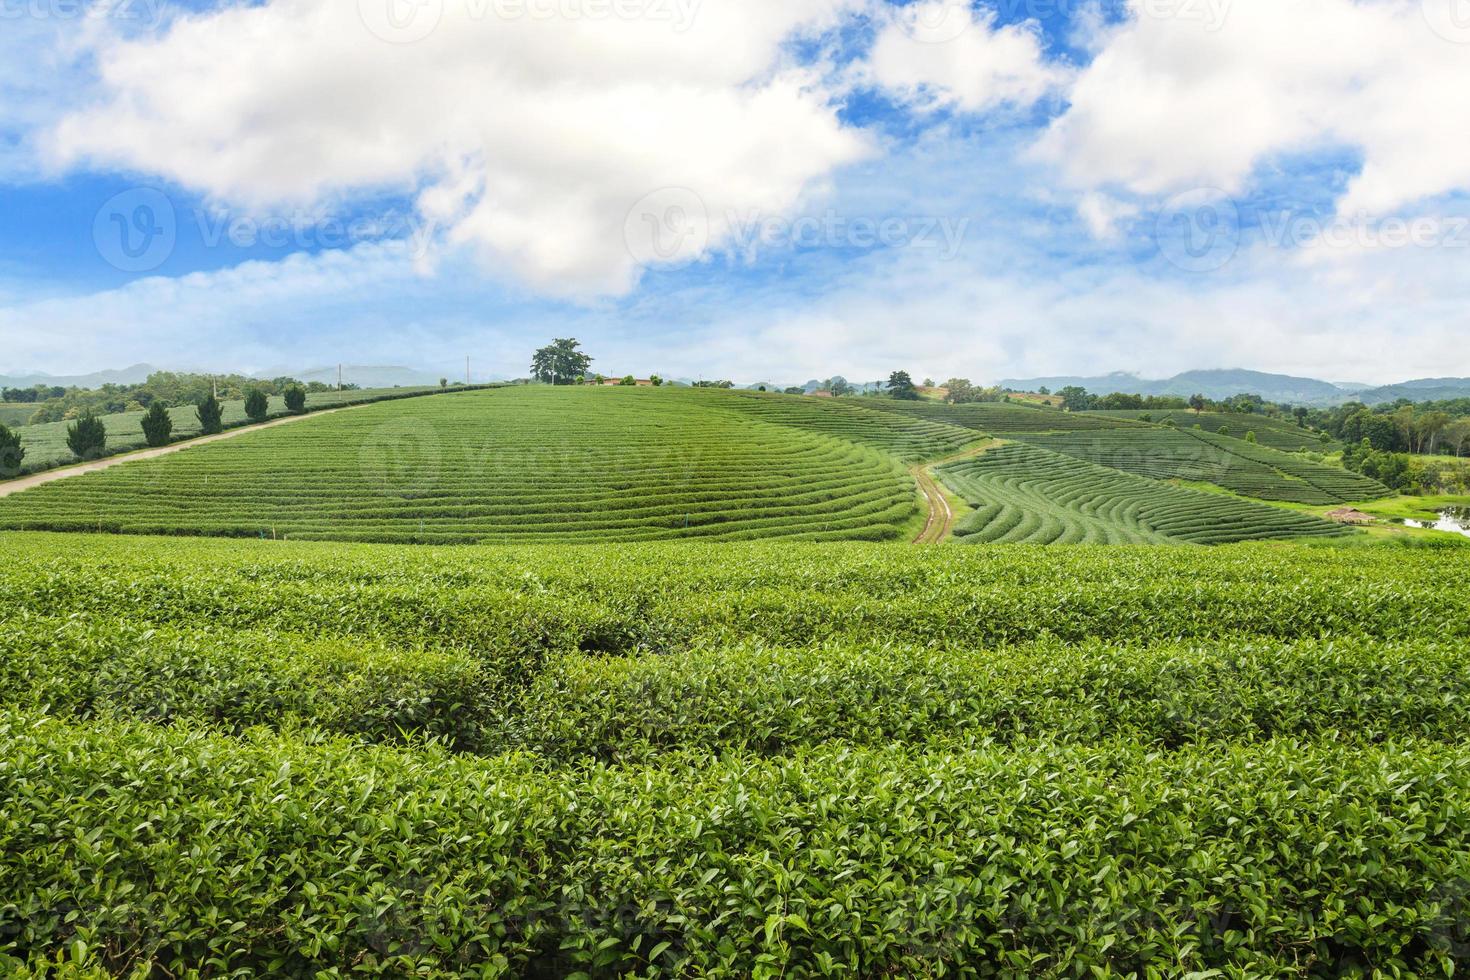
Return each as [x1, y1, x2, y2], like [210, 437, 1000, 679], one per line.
[1403, 508, 1470, 538]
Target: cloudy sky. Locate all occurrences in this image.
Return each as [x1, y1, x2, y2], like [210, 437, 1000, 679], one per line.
[2, 0, 1468, 384]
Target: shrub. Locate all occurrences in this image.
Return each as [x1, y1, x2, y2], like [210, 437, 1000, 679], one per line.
[0, 424, 22, 477]
[1245, 430, 1258, 443]
[64, 412, 106, 460]
[283, 386, 306, 413]
[195, 394, 223, 435]
[618, 375, 636, 386]
[243, 389, 268, 422]
[140, 402, 173, 447]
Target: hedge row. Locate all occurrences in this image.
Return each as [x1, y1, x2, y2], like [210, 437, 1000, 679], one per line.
[3, 716, 1468, 977]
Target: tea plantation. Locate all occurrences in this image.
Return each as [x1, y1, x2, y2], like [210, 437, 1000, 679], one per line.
[2, 532, 1470, 976]
[0, 387, 960, 543]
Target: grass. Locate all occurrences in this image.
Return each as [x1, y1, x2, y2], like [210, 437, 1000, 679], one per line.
[2, 532, 1470, 975]
[0, 387, 957, 544]
[863, 399, 1147, 434]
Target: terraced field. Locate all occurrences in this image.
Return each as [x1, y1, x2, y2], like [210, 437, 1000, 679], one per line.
[939, 443, 1349, 544]
[707, 389, 978, 461]
[0, 387, 931, 543]
[1083, 409, 1327, 450]
[12, 385, 442, 473]
[1188, 429, 1392, 500]
[3, 533, 1469, 976]
[866, 399, 1145, 434]
[1018, 427, 1388, 504]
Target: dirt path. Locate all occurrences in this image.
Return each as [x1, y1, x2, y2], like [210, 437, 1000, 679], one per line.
[0, 403, 370, 500]
[911, 440, 1003, 545]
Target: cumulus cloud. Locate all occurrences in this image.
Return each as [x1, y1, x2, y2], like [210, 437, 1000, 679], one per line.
[45, 0, 873, 296]
[1036, 0, 1470, 216]
[864, 0, 1067, 112]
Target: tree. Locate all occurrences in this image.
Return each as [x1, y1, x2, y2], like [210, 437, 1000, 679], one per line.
[619, 375, 637, 386]
[886, 371, 920, 401]
[66, 411, 107, 460]
[922, 377, 936, 388]
[650, 375, 664, 387]
[284, 386, 306, 413]
[141, 402, 173, 447]
[1188, 393, 1206, 415]
[197, 394, 224, 435]
[1038, 386, 1050, 395]
[0, 423, 23, 476]
[1245, 430, 1258, 444]
[439, 378, 448, 390]
[244, 389, 269, 422]
[783, 387, 804, 395]
[1218, 425, 1230, 436]
[530, 338, 593, 385]
[1058, 386, 1094, 412]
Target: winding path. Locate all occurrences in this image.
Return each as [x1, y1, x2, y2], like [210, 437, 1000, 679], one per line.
[0, 403, 370, 500]
[911, 440, 1004, 545]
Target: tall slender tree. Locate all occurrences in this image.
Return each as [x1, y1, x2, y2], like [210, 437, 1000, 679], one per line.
[0, 423, 23, 476]
[197, 394, 224, 435]
[141, 402, 173, 447]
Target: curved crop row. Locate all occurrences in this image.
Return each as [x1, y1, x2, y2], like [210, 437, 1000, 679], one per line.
[867, 400, 1147, 434]
[1083, 409, 1327, 450]
[0, 388, 924, 544]
[939, 443, 1347, 544]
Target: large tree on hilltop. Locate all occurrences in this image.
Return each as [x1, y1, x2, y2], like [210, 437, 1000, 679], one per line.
[531, 339, 594, 385]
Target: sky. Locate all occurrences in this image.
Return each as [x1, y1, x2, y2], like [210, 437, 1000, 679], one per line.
[1, 0, 1469, 386]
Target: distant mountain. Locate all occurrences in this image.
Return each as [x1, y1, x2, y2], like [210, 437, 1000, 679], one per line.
[0, 363, 160, 389]
[1002, 369, 1373, 406]
[1354, 378, 1470, 405]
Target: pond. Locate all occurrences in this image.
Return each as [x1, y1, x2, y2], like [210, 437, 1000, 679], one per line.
[1402, 507, 1470, 538]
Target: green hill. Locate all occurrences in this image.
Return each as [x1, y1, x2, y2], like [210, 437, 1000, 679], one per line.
[0, 387, 954, 544]
[939, 443, 1349, 545]
[1082, 409, 1327, 451]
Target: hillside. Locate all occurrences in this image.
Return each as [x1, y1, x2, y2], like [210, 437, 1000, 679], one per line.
[1082, 408, 1326, 450]
[0, 387, 956, 544]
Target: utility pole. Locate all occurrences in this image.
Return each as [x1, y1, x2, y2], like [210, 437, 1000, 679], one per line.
[466, 355, 471, 385]
[337, 364, 343, 392]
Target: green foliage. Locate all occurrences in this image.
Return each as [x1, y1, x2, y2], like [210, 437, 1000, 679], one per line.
[886, 370, 920, 400]
[0, 388, 934, 543]
[1245, 429, 1258, 443]
[243, 388, 268, 422]
[195, 394, 223, 435]
[3, 715, 1468, 977]
[940, 443, 1348, 544]
[530, 337, 592, 385]
[618, 375, 636, 386]
[64, 412, 106, 460]
[283, 385, 306, 413]
[0, 423, 22, 476]
[140, 401, 172, 448]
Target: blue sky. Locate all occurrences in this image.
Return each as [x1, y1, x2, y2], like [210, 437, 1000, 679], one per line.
[2, 0, 1468, 385]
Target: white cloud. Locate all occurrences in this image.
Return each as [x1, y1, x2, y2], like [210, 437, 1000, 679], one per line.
[44, 0, 873, 296]
[865, 0, 1067, 112]
[1076, 191, 1139, 239]
[1037, 0, 1470, 216]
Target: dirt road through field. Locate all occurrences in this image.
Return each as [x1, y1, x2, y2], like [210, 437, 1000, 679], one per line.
[0, 403, 370, 499]
[911, 440, 1003, 545]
